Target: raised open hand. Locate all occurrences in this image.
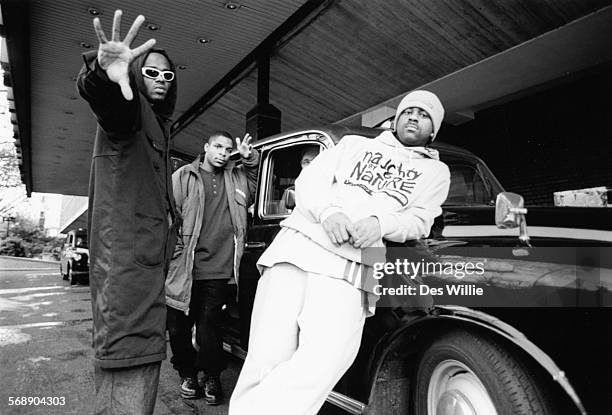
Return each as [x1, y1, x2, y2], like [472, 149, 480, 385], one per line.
[92, 10, 156, 100]
[236, 133, 254, 159]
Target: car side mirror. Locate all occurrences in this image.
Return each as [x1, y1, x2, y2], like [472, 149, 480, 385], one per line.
[495, 192, 531, 246]
[495, 192, 525, 228]
[284, 188, 296, 210]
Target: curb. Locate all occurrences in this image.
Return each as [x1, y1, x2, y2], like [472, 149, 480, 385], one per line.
[0, 256, 59, 265]
[0, 268, 59, 272]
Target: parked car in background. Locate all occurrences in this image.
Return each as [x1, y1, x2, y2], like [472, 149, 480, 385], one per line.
[60, 228, 89, 285]
[218, 125, 611, 415]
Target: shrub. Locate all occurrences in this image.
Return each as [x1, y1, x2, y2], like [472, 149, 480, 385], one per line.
[0, 237, 26, 257]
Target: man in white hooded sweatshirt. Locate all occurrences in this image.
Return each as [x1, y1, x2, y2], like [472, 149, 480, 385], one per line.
[229, 90, 451, 415]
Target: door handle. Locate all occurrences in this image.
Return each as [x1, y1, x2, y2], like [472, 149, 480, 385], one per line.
[245, 242, 267, 249]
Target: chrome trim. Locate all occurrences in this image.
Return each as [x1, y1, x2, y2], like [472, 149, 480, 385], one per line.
[249, 128, 335, 152]
[258, 130, 332, 152]
[443, 225, 612, 242]
[326, 391, 366, 415]
[437, 305, 587, 415]
[245, 241, 266, 249]
[256, 131, 332, 220]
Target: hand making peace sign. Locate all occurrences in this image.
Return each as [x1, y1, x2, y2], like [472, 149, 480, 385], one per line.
[92, 10, 157, 101]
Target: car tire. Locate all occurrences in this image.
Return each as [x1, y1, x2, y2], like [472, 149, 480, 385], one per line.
[68, 265, 77, 285]
[413, 329, 558, 415]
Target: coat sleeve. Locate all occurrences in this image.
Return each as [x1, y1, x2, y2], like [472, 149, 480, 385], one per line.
[76, 51, 140, 135]
[171, 168, 188, 255]
[172, 168, 187, 217]
[294, 139, 347, 223]
[375, 164, 450, 242]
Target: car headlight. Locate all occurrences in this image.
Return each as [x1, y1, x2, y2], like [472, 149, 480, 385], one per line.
[74, 253, 82, 261]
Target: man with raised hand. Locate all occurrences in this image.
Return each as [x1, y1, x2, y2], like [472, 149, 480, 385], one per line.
[166, 131, 259, 404]
[76, 9, 178, 414]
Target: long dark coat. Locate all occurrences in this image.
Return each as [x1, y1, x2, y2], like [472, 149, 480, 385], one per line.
[77, 49, 178, 368]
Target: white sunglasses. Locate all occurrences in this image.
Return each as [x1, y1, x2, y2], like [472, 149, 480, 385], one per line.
[141, 67, 175, 82]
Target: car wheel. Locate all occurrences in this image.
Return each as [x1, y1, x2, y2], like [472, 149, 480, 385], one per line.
[414, 329, 557, 415]
[68, 265, 78, 285]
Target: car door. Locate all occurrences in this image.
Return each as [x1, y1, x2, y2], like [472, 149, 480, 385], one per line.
[236, 132, 330, 348]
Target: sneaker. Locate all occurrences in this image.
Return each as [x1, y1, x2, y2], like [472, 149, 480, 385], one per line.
[201, 375, 223, 405]
[180, 377, 201, 399]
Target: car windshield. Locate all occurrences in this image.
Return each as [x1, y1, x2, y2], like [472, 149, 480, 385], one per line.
[444, 159, 502, 206]
[362, 127, 503, 206]
[75, 236, 87, 248]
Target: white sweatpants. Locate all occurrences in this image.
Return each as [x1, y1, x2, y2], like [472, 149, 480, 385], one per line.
[229, 263, 366, 415]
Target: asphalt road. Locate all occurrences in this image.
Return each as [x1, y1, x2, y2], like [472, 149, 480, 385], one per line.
[0, 257, 343, 415]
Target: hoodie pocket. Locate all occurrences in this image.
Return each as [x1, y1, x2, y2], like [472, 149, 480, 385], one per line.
[133, 212, 165, 267]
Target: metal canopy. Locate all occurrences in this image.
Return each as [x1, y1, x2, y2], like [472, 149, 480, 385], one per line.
[2, 0, 311, 195]
[2, 0, 612, 196]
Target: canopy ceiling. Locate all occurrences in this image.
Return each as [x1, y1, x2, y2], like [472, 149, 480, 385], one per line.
[2, 0, 612, 196]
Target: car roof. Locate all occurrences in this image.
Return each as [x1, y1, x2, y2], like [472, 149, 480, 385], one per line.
[251, 124, 483, 161]
[69, 228, 87, 236]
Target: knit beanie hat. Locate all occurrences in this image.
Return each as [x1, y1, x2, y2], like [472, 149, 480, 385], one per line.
[394, 90, 445, 141]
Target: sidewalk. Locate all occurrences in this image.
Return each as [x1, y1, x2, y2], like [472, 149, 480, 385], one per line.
[0, 256, 59, 271]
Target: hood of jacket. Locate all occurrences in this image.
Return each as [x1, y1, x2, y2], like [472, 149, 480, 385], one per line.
[131, 48, 177, 120]
[375, 130, 440, 160]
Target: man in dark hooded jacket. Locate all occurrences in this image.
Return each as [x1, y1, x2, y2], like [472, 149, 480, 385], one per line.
[76, 10, 178, 414]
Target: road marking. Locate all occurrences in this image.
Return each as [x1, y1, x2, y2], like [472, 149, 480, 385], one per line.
[0, 322, 64, 347]
[26, 272, 59, 276]
[0, 322, 63, 347]
[0, 328, 31, 346]
[0, 286, 64, 295]
[0, 297, 26, 312]
[0, 321, 63, 330]
[67, 287, 90, 292]
[9, 292, 65, 302]
[24, 301, 53, 310]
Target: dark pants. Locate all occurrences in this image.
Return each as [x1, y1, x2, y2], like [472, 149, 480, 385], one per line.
[94, 362, 161, 415]
[166, 279, 229, 378]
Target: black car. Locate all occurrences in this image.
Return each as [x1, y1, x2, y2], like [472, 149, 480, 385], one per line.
[218, 125, 611, 415]
[60, 228, 89, 285]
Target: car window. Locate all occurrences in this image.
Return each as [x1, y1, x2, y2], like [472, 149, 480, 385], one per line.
[261, 142, 323, 217]
[445, 163, 493, 205]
